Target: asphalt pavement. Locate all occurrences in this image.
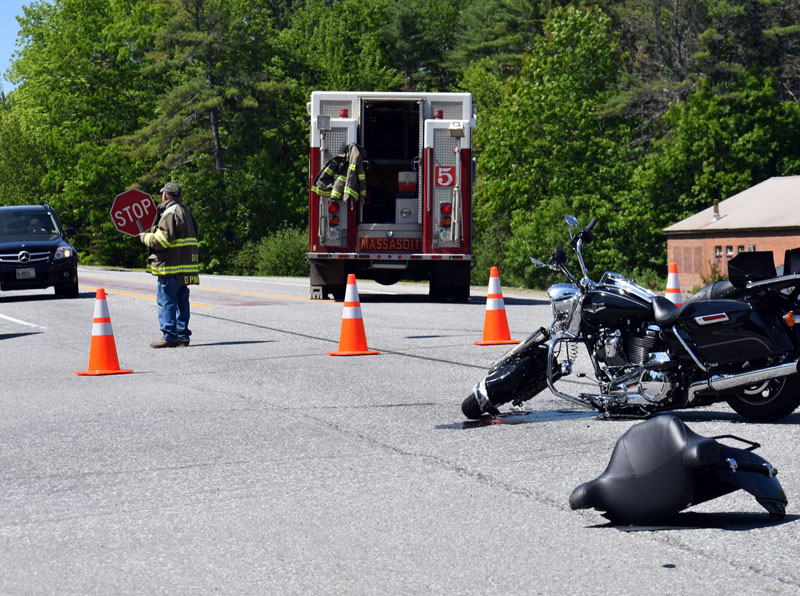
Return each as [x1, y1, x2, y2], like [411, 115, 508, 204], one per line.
[0, 267, 799, 595]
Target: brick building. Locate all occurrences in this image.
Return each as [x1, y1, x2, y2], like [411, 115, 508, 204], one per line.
[664, 176, 800, 292]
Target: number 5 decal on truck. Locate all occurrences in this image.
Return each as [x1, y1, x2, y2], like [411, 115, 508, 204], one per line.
[435, 165, 456, 187]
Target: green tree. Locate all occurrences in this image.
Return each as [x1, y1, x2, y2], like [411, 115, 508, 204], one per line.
[125, 0, 304, 271]
[631, 74, 800, 272]
[448, 0, 573, 75]
[474, 5, 637, 286]
[280, 0, 405, 91]
[3, 0, 161, 265]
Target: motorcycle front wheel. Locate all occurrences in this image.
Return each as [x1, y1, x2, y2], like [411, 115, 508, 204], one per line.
[725, 373, 800, 422]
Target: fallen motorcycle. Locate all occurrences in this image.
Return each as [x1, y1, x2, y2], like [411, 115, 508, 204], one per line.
[462, 215, 800, 421]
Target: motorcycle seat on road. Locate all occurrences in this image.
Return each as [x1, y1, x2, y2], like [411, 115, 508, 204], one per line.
[569, 415, 787, 525]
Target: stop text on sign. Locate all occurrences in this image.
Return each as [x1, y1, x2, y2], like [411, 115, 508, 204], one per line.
[111, 189, 157, 236]
[113, 201, 152, 228]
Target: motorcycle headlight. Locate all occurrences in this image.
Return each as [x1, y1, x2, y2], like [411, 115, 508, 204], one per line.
[548, 283, 581, 333]
[54, 245, 74, 260]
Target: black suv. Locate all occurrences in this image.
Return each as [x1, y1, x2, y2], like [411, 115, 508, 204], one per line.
[0, 204, 79, 297]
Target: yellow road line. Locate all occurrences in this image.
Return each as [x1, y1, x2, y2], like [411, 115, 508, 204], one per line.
[79, 285, 214, 309]
[79, 273, 326, 304]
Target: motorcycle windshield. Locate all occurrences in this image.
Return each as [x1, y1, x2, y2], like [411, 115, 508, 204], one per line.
[717, 446, 787, 515]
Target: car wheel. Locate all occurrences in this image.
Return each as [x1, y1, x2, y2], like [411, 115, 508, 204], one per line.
[55, 278, 79, 298]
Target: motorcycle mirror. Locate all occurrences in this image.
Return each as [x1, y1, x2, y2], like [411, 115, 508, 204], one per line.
[565, 215, 579, 227]
[530, 257, 547, 269]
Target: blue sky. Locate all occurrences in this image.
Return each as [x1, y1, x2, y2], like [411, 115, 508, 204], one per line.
[1, 1, 28, 93]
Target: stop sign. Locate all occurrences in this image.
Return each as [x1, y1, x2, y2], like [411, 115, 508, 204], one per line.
[111, 189, 157, 236]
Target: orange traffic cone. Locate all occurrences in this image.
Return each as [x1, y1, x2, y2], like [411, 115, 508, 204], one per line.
[665, 263, 682, 307]
[76, 288, 134, 376]
[327, 274, 380, 356]
[474, 267, 520, 346]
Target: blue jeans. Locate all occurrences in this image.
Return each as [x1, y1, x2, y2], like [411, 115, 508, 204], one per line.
[157, 275, 191, 343]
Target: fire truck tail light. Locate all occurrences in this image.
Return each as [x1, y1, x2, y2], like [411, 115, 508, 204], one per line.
[440, 203, 452, 215]
[785, 312, 795, 327]
[440, 215, 451, 227]
[329, 215, 340, 227]
[328, 202, 339, 214]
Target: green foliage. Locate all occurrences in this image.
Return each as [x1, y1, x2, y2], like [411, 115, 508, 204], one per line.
[2, 0, 800, 287]
[474, 6, 638, 287]
[630, 74, 800, 275]
[279, 0, 406, 91]
[231, 227, 308, 276]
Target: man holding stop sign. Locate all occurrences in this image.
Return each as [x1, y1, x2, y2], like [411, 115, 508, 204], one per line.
[137, 182, 200, 348]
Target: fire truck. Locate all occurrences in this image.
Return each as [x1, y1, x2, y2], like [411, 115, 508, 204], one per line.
[307, 91, 476, 301]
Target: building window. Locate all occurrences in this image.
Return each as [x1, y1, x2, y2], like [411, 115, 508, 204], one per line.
[726, 246, 733, 256]
[747, 245, 756, 252]
[738, 246, 745, 253]
[715, 246, 722, 257]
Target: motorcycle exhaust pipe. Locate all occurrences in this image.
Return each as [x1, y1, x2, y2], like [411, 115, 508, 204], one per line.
[688, 359, 800, 402]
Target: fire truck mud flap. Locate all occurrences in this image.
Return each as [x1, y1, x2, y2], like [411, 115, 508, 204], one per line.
[310, 259, 346, 300]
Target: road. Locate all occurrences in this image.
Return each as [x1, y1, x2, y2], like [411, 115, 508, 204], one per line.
[1, 267, 799, 595]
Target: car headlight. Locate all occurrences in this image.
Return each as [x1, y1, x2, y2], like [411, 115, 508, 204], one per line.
[54, 246, 74, 260]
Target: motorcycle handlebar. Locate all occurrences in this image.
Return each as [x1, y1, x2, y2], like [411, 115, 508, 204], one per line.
[571, 217, 599, 248]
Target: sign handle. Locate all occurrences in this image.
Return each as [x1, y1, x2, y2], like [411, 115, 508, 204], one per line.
[136, 220, 144, 234]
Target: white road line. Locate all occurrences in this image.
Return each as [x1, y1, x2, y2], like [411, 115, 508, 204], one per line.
[0, 313, 46, 329]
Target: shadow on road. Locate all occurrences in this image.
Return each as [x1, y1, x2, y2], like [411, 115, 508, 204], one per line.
[439, 408, 800, 430]
[0, 332, 43, 341]
[436, 409, 599, 430]
[354, 293, 547, 306]
[185, 340, 275, 348]
[0, 291, 94, 303]
[598, 512, 800, 532]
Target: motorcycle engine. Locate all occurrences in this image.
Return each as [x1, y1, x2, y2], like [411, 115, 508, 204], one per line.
[595, 324, 676, 404]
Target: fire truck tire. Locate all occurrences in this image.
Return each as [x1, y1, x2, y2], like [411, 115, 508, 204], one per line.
[327, 284, 346, 301]
[429, 263, 470, 302]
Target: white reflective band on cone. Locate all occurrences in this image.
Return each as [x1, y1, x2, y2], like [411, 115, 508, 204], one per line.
[92, 322, 114, 336]
[342, 306, 362, 319]
[344, 284, 359, 302]
[93, 300, 110, 319]
[486, 297, 505, 310]
[488, 277, 501, 294]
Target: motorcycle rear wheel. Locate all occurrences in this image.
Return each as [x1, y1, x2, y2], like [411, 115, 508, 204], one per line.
[725, 374, 800, 422]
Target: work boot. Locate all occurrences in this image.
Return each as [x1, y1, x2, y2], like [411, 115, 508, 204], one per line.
[177, 338, 190, 347]
[150, 338, 179, 348]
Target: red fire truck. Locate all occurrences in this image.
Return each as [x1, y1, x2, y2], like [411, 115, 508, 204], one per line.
[307, 91, 476, 301]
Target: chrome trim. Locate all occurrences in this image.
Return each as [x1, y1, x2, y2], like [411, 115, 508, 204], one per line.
[687, 359, 800, 403]
[473, 378, 490, 412]
[672, 327, 708, 372]
[546, 335, 594, 409]
[547, 283, 581, 334]
[694, 313, 730, 326]
[0, 250, 51, 264]
[598, 271, 655, 303]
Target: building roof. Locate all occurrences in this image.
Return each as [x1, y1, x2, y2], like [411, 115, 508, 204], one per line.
[664, 176, 800, 234]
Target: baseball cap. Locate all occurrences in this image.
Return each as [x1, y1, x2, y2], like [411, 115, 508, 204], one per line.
[160, 182, 182, 196]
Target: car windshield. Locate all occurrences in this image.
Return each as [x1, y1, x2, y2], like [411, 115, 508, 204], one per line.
[0, 211, 60, 239]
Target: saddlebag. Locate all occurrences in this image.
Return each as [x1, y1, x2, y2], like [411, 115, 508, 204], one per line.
[675, 299, 794, 364]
